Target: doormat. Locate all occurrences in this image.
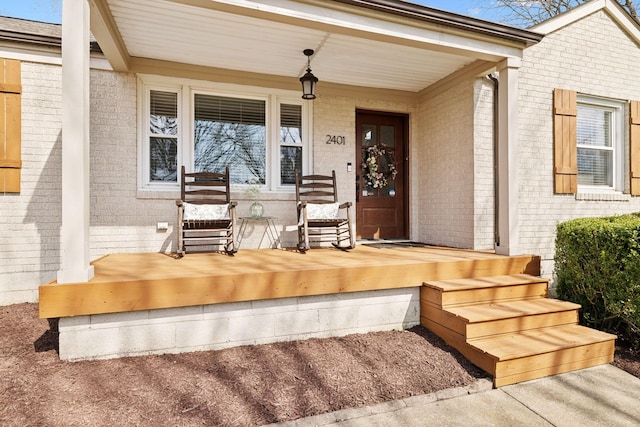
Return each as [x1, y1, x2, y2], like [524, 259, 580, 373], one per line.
[360, 241, 432, 249]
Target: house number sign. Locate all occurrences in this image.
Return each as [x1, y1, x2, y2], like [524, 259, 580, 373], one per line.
[326, 135, 346, 145]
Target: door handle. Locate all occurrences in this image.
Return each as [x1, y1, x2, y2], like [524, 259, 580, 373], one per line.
[356, 175, 360, 203]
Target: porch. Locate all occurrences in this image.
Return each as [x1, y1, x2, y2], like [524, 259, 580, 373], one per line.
[39, 244, 539, 319]
[38, 244, 616, 386]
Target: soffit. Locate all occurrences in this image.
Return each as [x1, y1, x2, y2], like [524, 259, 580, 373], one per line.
[96, 0, 533, 92]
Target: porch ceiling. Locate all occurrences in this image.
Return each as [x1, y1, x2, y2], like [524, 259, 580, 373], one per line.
[91, 0, 542, 93]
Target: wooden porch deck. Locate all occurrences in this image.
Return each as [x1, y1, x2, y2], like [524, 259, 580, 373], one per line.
[39, 244, 539, 319]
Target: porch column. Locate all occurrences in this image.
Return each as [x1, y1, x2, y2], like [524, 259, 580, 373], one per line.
[495, 58, 521, 256]
[57, 0, 94, 283]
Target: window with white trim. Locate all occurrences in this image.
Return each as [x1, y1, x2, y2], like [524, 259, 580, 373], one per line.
[576, 96, 624, 193]
[139, 77, 310, 192]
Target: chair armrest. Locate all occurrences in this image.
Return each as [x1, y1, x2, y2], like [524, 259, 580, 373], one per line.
[229, 201, 238, 209]
[298, 201, 308, 208]
[176, 200, 184, 207]
[339, 202, 352, 209]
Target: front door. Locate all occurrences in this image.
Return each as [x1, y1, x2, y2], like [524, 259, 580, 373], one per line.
[356, 111, 408, 239]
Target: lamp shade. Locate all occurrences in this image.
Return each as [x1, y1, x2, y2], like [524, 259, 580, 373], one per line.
[300, 69, 318, 100]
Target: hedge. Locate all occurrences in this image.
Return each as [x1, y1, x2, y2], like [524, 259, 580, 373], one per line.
[554, 213, 640, 349]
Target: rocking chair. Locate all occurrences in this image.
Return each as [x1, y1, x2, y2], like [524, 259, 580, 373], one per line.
[176, 165, 237, 256]
[295, 170, 355, 253]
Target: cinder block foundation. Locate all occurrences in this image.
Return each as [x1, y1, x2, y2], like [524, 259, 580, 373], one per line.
[58, 288, 420, 361]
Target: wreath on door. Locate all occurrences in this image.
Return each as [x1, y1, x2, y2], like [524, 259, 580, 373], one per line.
[362, 144, 398, 189]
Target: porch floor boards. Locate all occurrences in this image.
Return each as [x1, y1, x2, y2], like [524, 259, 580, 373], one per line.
[39, 245, 539, 318]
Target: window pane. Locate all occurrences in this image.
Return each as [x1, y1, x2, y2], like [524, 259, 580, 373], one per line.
[380, 125, 395, 147]
[362, 124, 376, 148]
[280, 146, 302, 185]
[150, 91, 177, 136]
[194, 94, 266, 184]
[578, 147, 612, 186]
[577, 105, 611, 147]
[281, 104, 302, 144]
[150, 137, 177, 182]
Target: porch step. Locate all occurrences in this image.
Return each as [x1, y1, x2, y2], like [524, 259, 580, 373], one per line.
[420, 274, 616, 387]
[422, 274, 549, 307]
[424, 298, 580, 339]
[470, 324, 616, 387]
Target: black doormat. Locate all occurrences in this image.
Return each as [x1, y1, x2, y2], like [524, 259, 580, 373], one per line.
[360, 241, 432, 249]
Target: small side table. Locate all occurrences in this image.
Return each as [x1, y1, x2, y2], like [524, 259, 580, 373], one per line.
[238, 216, 280, 249]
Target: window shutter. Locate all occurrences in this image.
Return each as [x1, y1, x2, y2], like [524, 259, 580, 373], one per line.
[0, 58, 21, 193]
[630, 100, 640, 196]
[553, 89, 577, 194]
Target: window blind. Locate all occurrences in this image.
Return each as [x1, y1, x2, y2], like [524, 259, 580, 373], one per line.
[577, 105, 613, 187]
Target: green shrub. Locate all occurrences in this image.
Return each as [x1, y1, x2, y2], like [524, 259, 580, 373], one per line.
[555, 214, 640, 349]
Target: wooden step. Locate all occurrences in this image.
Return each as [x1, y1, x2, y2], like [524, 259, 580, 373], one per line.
[420, 273, 616, 387]
[468, 324, 617, 387]
[422, 298, 580, 340]
[422, 274, 549, 308]
[447, 298, 580, 339]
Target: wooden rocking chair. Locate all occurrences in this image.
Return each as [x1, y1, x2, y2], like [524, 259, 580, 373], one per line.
[295, 170, 355, 253]
[176, 166, 237, 256]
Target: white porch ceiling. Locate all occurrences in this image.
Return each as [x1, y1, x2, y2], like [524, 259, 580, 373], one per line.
[96, 0, 537, 93]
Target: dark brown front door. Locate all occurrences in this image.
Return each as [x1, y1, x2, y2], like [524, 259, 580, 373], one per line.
[356, 111, 408, 239]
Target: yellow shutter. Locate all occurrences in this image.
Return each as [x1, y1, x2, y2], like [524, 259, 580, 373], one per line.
[553, 89, 577, 194]
[0, 58, 21, 193]
[631, 101, 640, 196]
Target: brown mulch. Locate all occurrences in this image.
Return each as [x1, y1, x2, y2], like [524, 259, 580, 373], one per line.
[1, 303, 639, 427]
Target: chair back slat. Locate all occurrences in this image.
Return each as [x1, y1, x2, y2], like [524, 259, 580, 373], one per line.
[301, 190, 334, 198]
[295, 170, 338, 204]
[299, 182, 334, 189]
[181, 165, 231, 204]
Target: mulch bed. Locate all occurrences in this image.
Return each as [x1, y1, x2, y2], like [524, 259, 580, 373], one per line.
[1, 303, 638, 426]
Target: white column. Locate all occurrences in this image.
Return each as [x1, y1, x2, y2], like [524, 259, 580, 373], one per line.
[57, 0, 94, 283]
[495, 58, 521, 256]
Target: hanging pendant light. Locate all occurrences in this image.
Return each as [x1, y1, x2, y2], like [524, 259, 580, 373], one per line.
[300, 49, 318, 100]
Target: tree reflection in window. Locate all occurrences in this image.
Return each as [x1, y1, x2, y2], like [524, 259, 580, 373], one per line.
[280, 104, 302, 185]
[149, 90, 178, 182]
[194, 94, 266, 184]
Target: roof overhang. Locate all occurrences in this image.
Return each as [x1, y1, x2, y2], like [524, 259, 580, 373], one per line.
[89, 0, 544, 95]
[532, 0, 640, 43]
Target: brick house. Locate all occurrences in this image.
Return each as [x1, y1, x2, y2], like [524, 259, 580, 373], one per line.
[0, 0, 636, 369]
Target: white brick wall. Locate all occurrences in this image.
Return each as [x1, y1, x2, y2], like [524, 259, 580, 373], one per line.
[416, 80, 476, 248]
[473, 79, 497, 250]
[0, 62, 62, 304]
[517, 10, 640, 282]
[58, 288, 420, 361]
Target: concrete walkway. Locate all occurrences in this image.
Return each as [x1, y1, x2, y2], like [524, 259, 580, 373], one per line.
[273, 365, 640, 426]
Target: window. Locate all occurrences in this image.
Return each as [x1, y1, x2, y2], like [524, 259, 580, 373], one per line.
[576, 96, 624, 192]
[139, 77, 310, 192]
[148, 90, 179, 183]
[279, 104, 303, 185]
[194, 94, 266, 184]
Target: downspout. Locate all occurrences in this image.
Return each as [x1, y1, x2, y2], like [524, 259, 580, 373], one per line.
[487, 73, 500, 247]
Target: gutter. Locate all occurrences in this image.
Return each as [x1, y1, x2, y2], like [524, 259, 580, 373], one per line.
[0, 29, 103, 53]
[487, 73, 500, 247]
[332, 0, 544, 46]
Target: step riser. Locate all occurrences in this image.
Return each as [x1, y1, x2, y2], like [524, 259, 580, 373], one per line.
[494, 340, 615, 377]
[493, 341, 615, 387]
[421, 301, 579, 339]
[467, 311, 578, 339]
[422, 283, 548, 308]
